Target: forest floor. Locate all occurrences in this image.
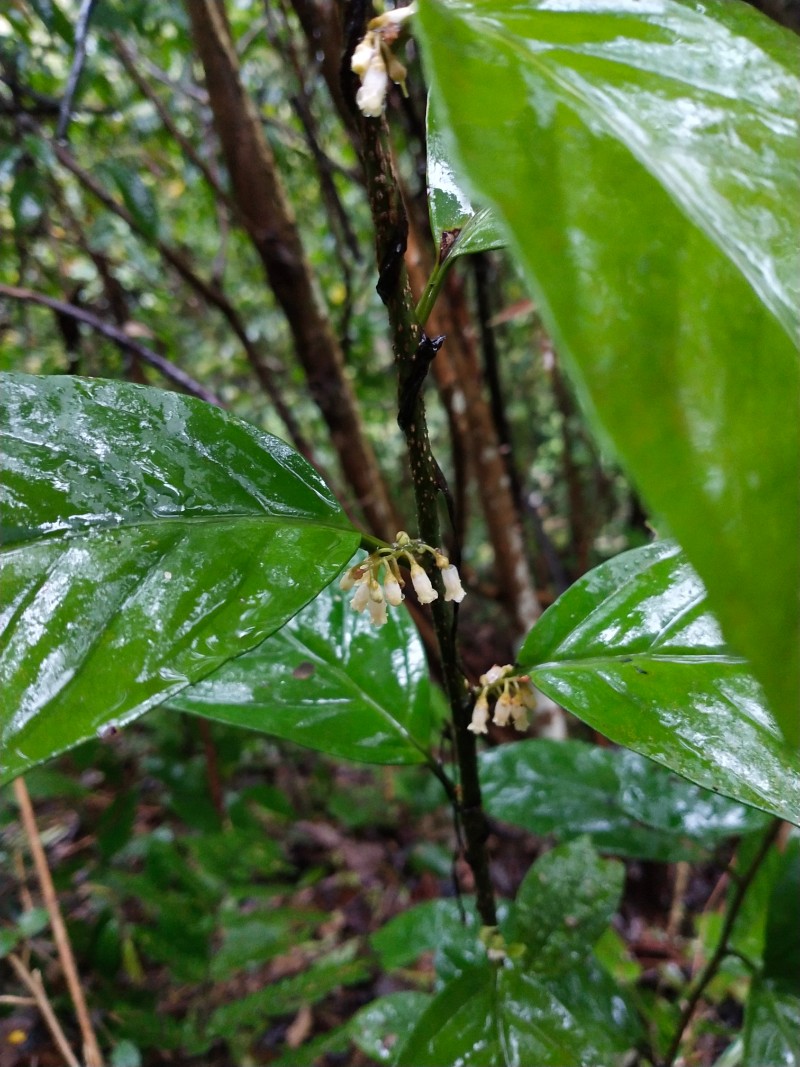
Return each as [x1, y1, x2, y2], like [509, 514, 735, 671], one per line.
[0, 710, 742, 1067]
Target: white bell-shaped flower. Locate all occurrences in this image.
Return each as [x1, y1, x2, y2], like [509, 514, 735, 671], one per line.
[440, 564, 466, 603]
[410, 561, 438, 604]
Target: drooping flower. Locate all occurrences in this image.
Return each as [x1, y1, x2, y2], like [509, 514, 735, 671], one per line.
[384, 573, 404, 606]
[492, 689, 514, 728]
[440, 563, 466, 603]
[467, 691, 490, 734]
[356, 51, 389, 118]
[410, 561, 438, 604]
[368, 596, 388, 626]
[351, 579, 371, 613]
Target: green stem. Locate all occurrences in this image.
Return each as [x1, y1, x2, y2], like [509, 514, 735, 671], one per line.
[415, 257, 450, 328]
[358, 114, 497, 928]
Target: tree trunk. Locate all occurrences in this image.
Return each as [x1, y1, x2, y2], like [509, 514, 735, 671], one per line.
[184, 0, 399, 541]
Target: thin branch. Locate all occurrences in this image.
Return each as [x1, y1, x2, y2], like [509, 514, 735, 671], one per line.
[0, 282, 224, 407]
[110, 33, 239, 219]
[663, 819, 783, 1067]
[7, 955, 81, 1067]
[13, 777, 104, 1067]
[56, 0, 99, 141]
[41, 132, 317, 463]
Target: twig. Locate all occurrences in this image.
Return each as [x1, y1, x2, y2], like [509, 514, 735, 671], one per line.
[7, 954, 81, 1067]
[0, 282, 225, 407]
[13, 777, 104, 1067]
[663, 819, 782, 1067]
[56, 0, 99, 141]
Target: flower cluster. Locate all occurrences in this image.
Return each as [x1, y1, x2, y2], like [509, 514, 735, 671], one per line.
[339, 530, 466, 626]
[468, 664, 537, 735]
[351, 4, 417, 118]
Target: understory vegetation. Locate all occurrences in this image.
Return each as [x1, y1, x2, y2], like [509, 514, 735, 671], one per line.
[1, 1, 798, 1065]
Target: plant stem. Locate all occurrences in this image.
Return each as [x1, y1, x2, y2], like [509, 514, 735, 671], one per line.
[663, 819, 782, 1067]
[356, 113, 497, 927]
[13, 777, 105, 1067]
[7, 954, 81, 1067]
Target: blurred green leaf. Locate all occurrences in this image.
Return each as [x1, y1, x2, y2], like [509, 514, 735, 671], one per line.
[351, 991, 433, 1064]
[168, 561, 433, 764]
[99, 160, 161, 240]
[417, 0, 800, 744]
[0, 374, 358, 784]
[762, 836, 800, 995]
[518, 542, 800, 825]
[481, 738, 769, 862]
[743, 980, 800, 1067]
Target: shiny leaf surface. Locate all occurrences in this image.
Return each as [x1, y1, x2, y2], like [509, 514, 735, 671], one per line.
[508, 838, 623, 974]
[417, 0, 800, 743]
[427, 99, 504, 262]
[351, 992, 432, 1064]
[395, 957, 637, 1067]
[167, 567, 433, 765]
[481, 739, 769, 862]
[518, 542, 800, 826]
[0, 374, 358, 783]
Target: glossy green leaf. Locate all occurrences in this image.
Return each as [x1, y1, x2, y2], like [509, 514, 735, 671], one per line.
[517, 542, 800, 826]
[508, 838, 623, 974]
[370, 898, 478, 972]
[427, 99, 504, 261]
[480, 739, 769, 862]
[743, 980, 800, 1067]
[351, 992, 432, 1064]
[167, 566, 433, 765]
[417, 0, 800, 744]
[394, 957, 637, 1067]
[0, 373, 358, 784]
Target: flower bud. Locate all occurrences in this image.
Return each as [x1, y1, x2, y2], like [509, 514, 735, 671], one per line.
[369, 578, 384, 603]
[410, 561, 438, 604]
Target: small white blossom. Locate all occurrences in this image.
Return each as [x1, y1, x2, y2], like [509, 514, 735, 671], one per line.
[368, 596, 388, 626]
[351, 33, 377, 76]
[492, 690, 515, 728]
[410, 561, 438, 604]
[440, 564, 466, 603]
[467, 691, 490, 734]
[384, 574, 404, 606]
[356, 52, 389, 118]
[509, 700, 530, 733]
[351, 580, 371, 613]
[369, 578, 384, 603]
[339, 569, 357, 591]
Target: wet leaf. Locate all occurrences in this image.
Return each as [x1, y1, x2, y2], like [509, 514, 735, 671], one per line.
[351, 992, 432, 1064]
[427, 98, 503, 262]
[480, 739, 769, 862]
[508, 838, 623, 973]
[167, 562, 433, 765]
[417, 0, 800, 744]
[518, 542, 800, 826]
[394, 956, 637, 1067]
[0, 374, 358, 783]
